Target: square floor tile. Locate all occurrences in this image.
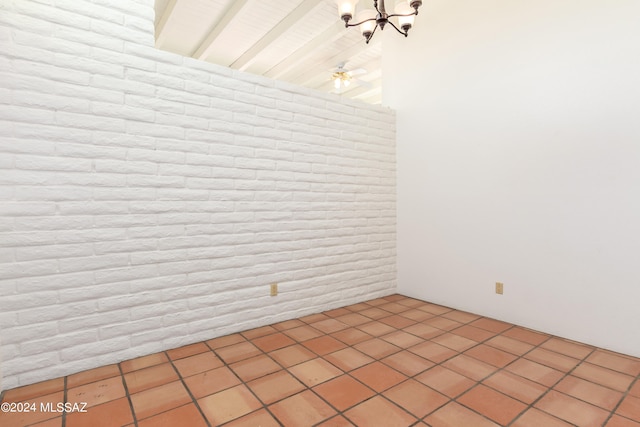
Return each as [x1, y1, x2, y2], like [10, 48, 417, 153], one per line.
[302, 335, 347, 356]
[482, 370, 547, 404]
[432, 333, 477, 352]
[252, 332, 296, 352]
[555, 375, 624, 410]
[535, 390, 610, 427]
[359, 308, 391, 320]
[354, 337, 401, 359]
[67, 365, 120, 389]
[269, 390, 336, 427]
[604, 414, 640, 427]
[379, 314, 416, 329]
[324, 307, 352, 317]
[442, 354, 498, 381]
[313, 375, 375, 411]
[166, 342, 209, 361]
[415, 366, 475, 398]
[458, 384, 527, 425]
[398, 308, 435, 322]
[541, 337, 594, 359]
[351, 361, 407, 392]
[241, 325, 277, 340]
[449, 325, 496, 342]
[469, 318, 512, 333]
[404, 323, 445, 340]
[441, 310, 481, 324]
[505, 358, 564, 387]
[464, 344, 518, 368]
[198, 384, 262, 426]
[511, 408, 574, 427]
[66, 397, 134, 427]
[272, 319, 305, 331]
[502, 326, 549, 346]
[335, 313, 371, 327]
[223, 408, 280, 427]
[586, 350, 640, 377]
[331, 328, 373, 345]
[130, 380, 192, 420]
[289, 358, 343, 387]
[120, 353, 168, 374]
[67, 376, 126, 409]
[206, 333, 245, 350]
[247, 370, 305, 405]
[409, 341, 457, 363]
[269, 344, 316, 367]
[173, 352, 223, 377]
[344, 395, 417, 427]
[315, 415, 356, 427]
[357, 321, 396, 336]
[283, 325, 323, 342]
[2, 378, 64, 401]
[424, 401, 501, 427]
[381, 330, 424, 348]
[324, 347, 374, 372]
[617, 395, 640, 421]
[0, 391, 64, 427]
[215, 341, 261, 364]
[485, 335, 534, 356]
[424, 317, 462, 331]
[124, 362, 179, 394]
[137, 403, 207, 427]
[572, 362, 634, 392]
[230, 354, 281, 382]
[383, 379, 448, 418]
[631, 381, 640, 398]
[525, 347, 580, 372]
[183, 366, 241, 398]
[310, 318, 349, 334]
[381, 350, 434, 376]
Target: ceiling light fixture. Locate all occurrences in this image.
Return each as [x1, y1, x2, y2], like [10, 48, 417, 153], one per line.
[332, 71, 352, 89]
[335, 0, 422, 44]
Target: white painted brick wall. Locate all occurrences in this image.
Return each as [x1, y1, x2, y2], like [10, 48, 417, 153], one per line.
[0, 0, 397, 391]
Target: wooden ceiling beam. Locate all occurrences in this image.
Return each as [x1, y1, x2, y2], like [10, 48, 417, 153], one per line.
[231, 0, 321, 72]
[155, 0, 179, 48]
[192, 0, 250, 60]
[263, 21, 345, 80]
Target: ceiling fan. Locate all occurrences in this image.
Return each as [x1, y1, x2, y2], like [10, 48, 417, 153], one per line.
[330, 62, 370, 92]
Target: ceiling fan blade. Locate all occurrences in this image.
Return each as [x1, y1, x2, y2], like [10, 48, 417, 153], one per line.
[349, 68, 367, 76]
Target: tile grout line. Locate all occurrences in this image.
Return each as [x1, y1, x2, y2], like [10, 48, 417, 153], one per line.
[61, 375, 67, 427]
[204, 334, 287, 426]
[164, 351, 213, 427]
[117, 363, 140, 427]
[601, 374, 640, 426]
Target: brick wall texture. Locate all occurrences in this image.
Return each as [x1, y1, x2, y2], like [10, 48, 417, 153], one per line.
[0, 0, 397, 390]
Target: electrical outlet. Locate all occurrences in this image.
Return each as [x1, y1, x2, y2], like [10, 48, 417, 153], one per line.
[270, 283, 278, 297]
[495, 282, 504, 295]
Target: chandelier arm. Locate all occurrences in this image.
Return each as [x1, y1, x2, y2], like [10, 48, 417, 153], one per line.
[386, 20, 408, 37]
[387, 12, 418, 19]
[365, 23, 378, 44]
[345, 17, 378, 28]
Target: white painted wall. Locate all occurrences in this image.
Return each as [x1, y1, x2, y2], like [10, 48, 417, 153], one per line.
[384, 0, 640, 357]
[0, 0, 396, 390]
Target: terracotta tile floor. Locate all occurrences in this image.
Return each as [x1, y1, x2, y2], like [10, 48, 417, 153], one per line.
[2, 294, 640, 427]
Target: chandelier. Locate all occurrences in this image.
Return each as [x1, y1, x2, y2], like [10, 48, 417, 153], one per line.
[335, 0, 422, 44]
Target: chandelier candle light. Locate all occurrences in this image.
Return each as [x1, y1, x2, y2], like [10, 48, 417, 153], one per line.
[335, 0, 422, 43]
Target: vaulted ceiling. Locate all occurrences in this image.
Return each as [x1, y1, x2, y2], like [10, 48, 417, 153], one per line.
[154, 0, 383, 104]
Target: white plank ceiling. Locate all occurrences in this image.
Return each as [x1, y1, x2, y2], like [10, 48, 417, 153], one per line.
[154, 0, 384, 104]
